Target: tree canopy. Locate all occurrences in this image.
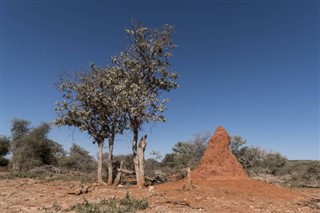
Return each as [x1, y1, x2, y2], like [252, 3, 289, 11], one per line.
[54, 21, 179, 187]
[111, 21, 179, 187]
[11, 119, 63, 171]
[0, 136, 10, 166]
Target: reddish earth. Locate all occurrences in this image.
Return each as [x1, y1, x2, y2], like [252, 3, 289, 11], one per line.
[0, 126, 319, 212]
[0, 178, 319, 212]
[192, 126, 248, 180]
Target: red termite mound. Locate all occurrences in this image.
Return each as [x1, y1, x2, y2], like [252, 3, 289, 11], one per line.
[192, 126, 248, 180]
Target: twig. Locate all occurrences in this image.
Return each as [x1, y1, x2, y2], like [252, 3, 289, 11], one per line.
[164, 200, 206, 211]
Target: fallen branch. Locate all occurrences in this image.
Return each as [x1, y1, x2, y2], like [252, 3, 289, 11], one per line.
[164, 200, 206, 211]
[117, 169, 135, 175]
[165, 200, 192, 207]
[301, 184, 320, 188]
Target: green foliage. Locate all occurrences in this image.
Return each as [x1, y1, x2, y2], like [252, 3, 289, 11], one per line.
[0, 171, 48, 180]
[0, 158, 9, 167]
[70, 194, 148, 213]
[144, 158, 161, 177]
[111, 21, 179, 127]
[120, 191, 149, 211]
[161, 153, 176, 169]
[172, 142, 198, 169]
[0, 136, 10, 157]
[54, 21, 179, 185]
[0, 136, 10, 167]
[113, 154, 135, 171]
[276, 160, 320, 187]
[161, 132, 210, 170]
[54, 66, 127, 144]
[54, 43, 128, 184]
[237, 146, 265, 169]
[229, 135, 247, 157]
[11, 119, 30, 141]
[11, 120, 64, 171]
[262, 152, 288, 174]
[59, 144, 96, 173]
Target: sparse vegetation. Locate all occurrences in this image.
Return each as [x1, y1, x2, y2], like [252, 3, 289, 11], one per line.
[69, 193, 148, 213]
[161, 132, 210, 171]
[59, 144, 96, 173]
[0, 136, 10, 167]
[10, 120, 64, 171]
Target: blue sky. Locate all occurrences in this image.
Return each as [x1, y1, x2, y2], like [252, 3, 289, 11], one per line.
[1, 1, 319, 160]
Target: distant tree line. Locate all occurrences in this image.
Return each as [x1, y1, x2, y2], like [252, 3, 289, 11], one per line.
[1, 120, 319, 187]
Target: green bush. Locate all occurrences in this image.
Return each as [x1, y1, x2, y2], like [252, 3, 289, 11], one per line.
[0, 158, 9, 167]
[70, 193, 148, 213]
[0, 171, 47, 180]
[59, 144, 96, 173]
[262, 152, 288, 175]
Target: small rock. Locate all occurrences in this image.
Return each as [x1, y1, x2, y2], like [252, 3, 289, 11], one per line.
[148, 186, 155, 192]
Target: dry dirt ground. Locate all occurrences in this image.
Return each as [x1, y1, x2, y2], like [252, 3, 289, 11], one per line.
[0, 177, 319, 213]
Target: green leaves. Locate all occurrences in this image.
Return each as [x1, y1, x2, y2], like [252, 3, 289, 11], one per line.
[0, 136, 10, 157]
[54, 22, 179, 181]
[112, 22, 178, 127]
[54, 66, 128, 143]
[10, 120, 63, 171]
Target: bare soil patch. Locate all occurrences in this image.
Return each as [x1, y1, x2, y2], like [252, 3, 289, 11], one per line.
[1, 127, 318, 212]
[0, 178, 319, 213]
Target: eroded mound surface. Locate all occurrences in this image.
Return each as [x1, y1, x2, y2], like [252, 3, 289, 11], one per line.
[192, 126, 248, 180]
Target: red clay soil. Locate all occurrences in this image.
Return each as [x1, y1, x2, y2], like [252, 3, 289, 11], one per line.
[154, 126, 314, 212]
[187, 126, 302, 201]
[0, 126, 318, 212]
[1, 178, 318, 213]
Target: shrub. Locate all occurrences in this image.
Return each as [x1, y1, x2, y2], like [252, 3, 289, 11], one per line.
[70, 193, 148, 213]
[263, 152, 288, 175]
[0, 158, 9, 167]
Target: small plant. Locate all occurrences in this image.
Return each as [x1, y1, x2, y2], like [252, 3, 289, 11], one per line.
[0, 171, 47, 180]
[52, 202, 62, 212]
[120, 191, 149, 211]
[72, 198, 100, 213]
[69, 193, 148, 213]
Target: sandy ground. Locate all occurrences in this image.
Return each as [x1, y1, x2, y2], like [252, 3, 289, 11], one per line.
[0, 177, 319, 213]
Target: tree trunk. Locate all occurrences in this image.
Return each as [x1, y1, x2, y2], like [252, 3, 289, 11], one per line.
[132, 128, 140, 186]
[113, 161, 123, 186]
[97, 141, 104, 183]
[107, 138, 114, 185]
[137, 135, 147, 188]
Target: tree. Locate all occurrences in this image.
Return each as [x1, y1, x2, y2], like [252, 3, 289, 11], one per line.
[11, 120, 63, 171]
[11, 119, 30, 141]
[191, 132, 210, 162]
[11, 119, 30, 170]
[54, 67, 127, 184]
[237, 146, 265, 169]
[262, 152, 288, 174]
[59, 144, 95, 172]
[112, 21, 178, 187]
[229, 135, 247, 157]
[0, 136, 10, 166]
[161, 132, 210, 170]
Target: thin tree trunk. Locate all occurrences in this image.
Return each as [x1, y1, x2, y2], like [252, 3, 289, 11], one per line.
[132, 128, 140, 186]
[137, 135, 147, 188]
[107, 137, 114, 185]
[97, 141, 104, 183]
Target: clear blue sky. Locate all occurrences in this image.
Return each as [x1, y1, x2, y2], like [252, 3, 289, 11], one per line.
[1, 1, 319, 160]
